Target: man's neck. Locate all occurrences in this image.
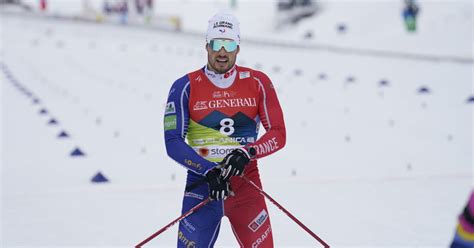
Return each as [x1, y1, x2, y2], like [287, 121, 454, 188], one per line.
[204, 65, 237, 89]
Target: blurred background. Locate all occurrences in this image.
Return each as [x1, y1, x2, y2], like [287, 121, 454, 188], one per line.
[1, 0, 473, 247]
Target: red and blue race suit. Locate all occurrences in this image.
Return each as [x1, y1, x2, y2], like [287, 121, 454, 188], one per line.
[451, 191, 474, 248]
[164, 65, 286, 247]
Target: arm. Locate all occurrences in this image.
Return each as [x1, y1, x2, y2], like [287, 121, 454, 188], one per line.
[250, 71, 286, 159]
[164, 75, 217, 175]
[218, 71, 286, 180]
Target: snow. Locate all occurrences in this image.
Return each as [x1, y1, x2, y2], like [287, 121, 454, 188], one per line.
[1, 0, 473, 247]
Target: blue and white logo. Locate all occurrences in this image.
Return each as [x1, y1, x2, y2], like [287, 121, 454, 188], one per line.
[165, 102, 176, 115]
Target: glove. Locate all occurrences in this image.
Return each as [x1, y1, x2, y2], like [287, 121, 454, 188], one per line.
[205, 169, 230, 201]
[219, 147, 254, 181]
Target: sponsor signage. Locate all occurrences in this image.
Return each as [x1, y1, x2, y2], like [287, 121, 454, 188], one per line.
[184, 159, 202, 170]
[194, 145, 242, 159]
[251, 226, 272, 248]
[192, 98, 256, 111]
[165, 101, 176, 114]
[240, 71, 250, 79]
[212, 90, 236, 98]
[193, 101, 208, 111]
[248, 209, 269, 232]
[178, 231, 196, 248]
[192, 137, 255, 145]
[164, 115, 177, 130]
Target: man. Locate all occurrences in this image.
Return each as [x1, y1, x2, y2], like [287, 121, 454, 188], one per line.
[450, 191, 474, 248]
[164, 12, 286, 247]
[402, 0, 419, 32]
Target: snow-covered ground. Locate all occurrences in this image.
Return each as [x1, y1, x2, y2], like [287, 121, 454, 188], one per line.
[1, 0, 473, 247]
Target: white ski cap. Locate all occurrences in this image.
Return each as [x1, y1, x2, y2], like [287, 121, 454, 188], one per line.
[206, 12, 240, 44]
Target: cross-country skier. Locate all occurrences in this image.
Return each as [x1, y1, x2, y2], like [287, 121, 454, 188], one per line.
[164, 12, 286, 247]
[450, 191, 474, 248]
[402, 0, 420, 32]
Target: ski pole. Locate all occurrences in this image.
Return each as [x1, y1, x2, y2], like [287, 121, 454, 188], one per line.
[242, 176, 330, 248]
[185, 165, 223, 192]
[135, 198, 211, 248]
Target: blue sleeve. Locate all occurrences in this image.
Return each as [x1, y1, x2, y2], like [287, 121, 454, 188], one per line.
[164, 75, 216, 175]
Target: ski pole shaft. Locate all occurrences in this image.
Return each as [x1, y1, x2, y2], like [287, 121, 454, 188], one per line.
[135, 198, 211, 248]
[242, 176, 330, 248]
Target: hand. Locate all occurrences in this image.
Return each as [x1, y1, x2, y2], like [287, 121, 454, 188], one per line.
[219, 148, 251, 181]
[205, 169, 230, 201]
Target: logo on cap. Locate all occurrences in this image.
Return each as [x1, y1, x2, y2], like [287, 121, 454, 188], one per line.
[213, 21, 233, 29]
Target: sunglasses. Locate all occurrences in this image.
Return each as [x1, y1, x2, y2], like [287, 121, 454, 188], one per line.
[208, 39, 238, 52]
